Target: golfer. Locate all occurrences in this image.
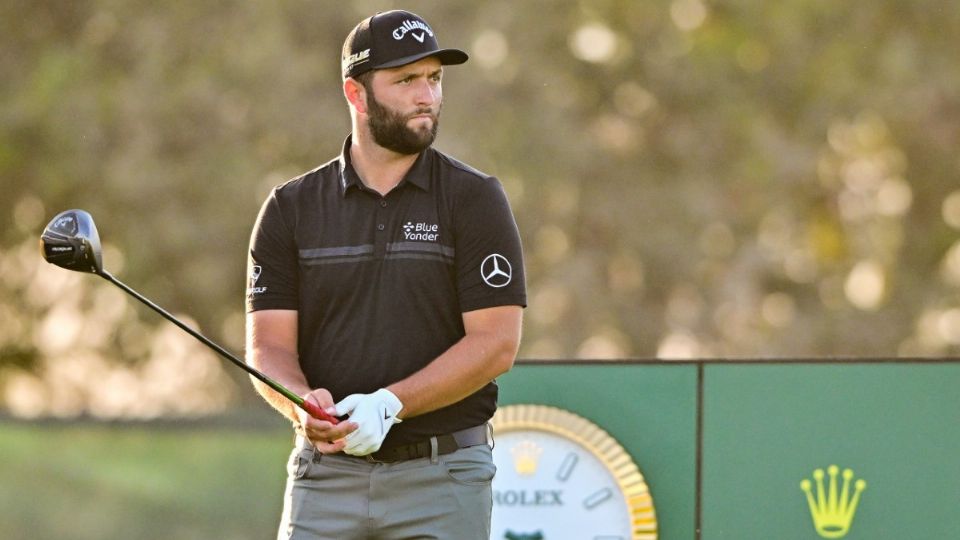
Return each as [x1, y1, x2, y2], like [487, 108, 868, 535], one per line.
[245, 9, 526, 539]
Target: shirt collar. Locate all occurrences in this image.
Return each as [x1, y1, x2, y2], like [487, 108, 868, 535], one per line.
[338, 135, 433, 196]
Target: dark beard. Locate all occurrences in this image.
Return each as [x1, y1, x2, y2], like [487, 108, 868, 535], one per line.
[366, 89, 440, 155]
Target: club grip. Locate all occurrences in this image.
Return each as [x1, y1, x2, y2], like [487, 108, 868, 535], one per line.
[302, 400, 339, 424]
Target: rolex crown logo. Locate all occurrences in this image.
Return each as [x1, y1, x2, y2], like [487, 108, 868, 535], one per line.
[511, 440, 542, 476]
[800, 465, 867, 538]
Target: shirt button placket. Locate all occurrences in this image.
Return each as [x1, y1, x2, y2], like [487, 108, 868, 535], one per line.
[375, 197, 389, 256]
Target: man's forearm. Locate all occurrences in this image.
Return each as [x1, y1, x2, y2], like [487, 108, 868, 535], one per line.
[248, 346, 310, 423]
[388, 306, 522, 418]
[249, 377, 300, 423]
[246, 309, 306, 424]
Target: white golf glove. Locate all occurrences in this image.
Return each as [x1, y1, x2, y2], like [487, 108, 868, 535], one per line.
[334, 388, 403, 456]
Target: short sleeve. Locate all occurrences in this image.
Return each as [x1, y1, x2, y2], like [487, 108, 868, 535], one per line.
[454, 177, 527, 312]
[246, 189, 299, 312]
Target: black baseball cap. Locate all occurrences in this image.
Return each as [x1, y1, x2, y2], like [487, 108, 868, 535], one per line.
[341, 10, 468, 79]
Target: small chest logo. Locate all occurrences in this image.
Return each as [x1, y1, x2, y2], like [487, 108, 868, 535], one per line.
[403, 221, 440, 242]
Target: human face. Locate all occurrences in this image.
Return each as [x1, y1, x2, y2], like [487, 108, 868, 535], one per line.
[364, 57, 443, 155]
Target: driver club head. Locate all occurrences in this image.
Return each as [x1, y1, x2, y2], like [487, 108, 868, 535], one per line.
[40, 209, 104, 275]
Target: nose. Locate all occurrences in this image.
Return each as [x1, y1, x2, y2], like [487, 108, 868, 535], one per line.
[414, 79, 440, 107]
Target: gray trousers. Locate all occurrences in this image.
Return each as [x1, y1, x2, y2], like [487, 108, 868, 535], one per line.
[278, 439, 495, 540]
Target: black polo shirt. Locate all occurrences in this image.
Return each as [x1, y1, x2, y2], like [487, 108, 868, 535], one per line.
[246, 136, 526, 447]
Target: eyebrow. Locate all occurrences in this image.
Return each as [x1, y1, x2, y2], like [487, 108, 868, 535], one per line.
[393, 67, 443, 80]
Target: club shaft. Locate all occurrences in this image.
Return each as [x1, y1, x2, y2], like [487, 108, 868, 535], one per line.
[99, 270, 334, 422]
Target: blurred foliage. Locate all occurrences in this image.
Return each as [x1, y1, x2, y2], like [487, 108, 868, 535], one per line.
[2, 0, 959, 416]
[0, 422, 290, 539]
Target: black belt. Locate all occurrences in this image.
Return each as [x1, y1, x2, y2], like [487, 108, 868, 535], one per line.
[356, 424, 490, 463]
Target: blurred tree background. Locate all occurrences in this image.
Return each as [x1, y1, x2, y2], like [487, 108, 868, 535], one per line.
[2, 0, 959, 418]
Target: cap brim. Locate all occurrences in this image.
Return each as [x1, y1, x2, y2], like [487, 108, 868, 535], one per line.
[375, 48, 469, 70]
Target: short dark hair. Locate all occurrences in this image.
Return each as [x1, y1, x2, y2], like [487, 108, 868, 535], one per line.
[352, 71, 375, 93]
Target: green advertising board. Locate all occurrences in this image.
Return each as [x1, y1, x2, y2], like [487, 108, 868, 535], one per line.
[493, 360, 959, 540]
[701, 362, 960, 539]
[494, 364, 699, 539]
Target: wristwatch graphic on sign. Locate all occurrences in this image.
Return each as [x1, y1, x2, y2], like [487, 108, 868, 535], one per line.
[490, 404, 658, 540]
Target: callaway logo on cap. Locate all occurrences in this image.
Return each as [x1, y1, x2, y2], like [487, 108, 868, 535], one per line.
[341, 10, 469, 79]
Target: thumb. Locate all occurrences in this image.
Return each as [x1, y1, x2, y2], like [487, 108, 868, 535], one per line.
[333, 393, 364, 417]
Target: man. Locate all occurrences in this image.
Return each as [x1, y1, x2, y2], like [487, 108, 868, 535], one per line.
[245, 9, 526, 540]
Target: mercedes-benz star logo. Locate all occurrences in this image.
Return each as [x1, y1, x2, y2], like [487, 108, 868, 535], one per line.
[481, 254, 512, 288]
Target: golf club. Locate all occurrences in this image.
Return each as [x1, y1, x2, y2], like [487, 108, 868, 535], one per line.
[39, 209, 338, 424]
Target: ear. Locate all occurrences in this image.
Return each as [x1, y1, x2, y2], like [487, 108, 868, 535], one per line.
[343, 77, 368, 114]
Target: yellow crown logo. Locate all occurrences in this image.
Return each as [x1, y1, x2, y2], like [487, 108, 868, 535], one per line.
[800, 465, 867, 539]
[511, 440, 542, 476]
